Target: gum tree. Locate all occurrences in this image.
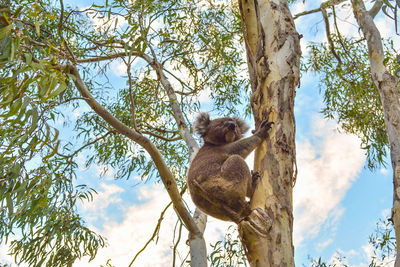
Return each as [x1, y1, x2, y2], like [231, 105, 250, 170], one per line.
[301, 0, 400, 265]
[0, 0, 303, 266]
[238, 0, 300, 266]
[0, 0, 247, 265]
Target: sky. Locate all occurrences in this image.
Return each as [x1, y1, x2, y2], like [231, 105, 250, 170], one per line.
[0, 0, 398, 266]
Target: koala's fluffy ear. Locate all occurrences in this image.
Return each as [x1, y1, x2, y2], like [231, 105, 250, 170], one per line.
[234, 117, 249, 134]
[194, 112, 210, 136]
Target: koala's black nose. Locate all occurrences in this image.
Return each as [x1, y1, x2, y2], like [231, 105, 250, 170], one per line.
[226, 121, 236, 130]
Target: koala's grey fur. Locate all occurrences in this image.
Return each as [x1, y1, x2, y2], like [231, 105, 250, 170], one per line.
[187, 112, 273, 223]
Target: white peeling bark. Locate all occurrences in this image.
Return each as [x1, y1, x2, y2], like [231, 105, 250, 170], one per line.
[239, 0, 301, 266]
[70, 65, 207, 266]
[351, 1, 400, 266]
[149, 58, 208, 267]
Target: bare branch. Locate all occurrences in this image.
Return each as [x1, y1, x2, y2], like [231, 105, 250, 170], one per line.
[57, 0, 64, 39]
[142, 130, 182, 141]
[293, 7, 321, 20]
[172, 220, 184, 266]
[75, 52, 143, 63]
[58, 130, 116, 158]
[144, 124, 180, 135]
[368, 0, 383, 18]
[137, 14, 206, 266]
[149, 58, 199, 155]
[124, 60, 138, 131]
[293, 0, 347, 20]
[137, 15, 199, 156]
[129, 201, 171, 266]
[321, 5, 342, 65]
[70, 64, 201, 237]
[129, 186, 187, 267]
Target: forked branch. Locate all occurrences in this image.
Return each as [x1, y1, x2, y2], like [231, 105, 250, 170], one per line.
[69, 64, 201, 237]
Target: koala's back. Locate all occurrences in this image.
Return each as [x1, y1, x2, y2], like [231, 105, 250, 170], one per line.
[187, 145, 245, 221]
[188, 145, 228, 183]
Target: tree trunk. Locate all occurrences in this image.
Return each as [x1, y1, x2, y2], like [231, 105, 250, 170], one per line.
[238, 0, 301, 266]
[351, 1, 400, 266]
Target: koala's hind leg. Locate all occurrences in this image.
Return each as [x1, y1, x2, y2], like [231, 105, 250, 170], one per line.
[220, 155, 252, 215]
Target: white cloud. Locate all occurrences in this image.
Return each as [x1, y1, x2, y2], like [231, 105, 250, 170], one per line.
[110, 59, 128, 77]
[81, 183, 124, 212]
[380, 167, 389, 175]
[292, 1, 308, 15]
[316, 238, 333, 251]
[0, 242, 14, 267]
[86, 10, 127, 33]
[75, 184, 232, 267]
[353, 243, 395, 267]
[293, 116, 366, 246]
[75, 184, 176, 266]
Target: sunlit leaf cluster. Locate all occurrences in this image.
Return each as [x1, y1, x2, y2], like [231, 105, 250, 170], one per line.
[208, 225, 248, 267]
[304, 35, 400, 169]
[1, 0, 249, 265]
[368, 217, 396, 266]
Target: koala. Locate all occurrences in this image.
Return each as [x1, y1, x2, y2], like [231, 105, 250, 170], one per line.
[187, 112, 273, 223]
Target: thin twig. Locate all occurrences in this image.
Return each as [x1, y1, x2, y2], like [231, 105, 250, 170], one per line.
[142, 130, 182, 142]
[293, 0, 347, 20]
[129, 186, 187, 267]
[125, 60, 138, 131]
[293, 7, 321, 20]
[58, 130, 115, 158]
[172, 220, 184, 266]
[368, 0, 383, 18]
[144, 124, 179, 135]
[332, 6, 350, 58]
[321, 6, 342, 65]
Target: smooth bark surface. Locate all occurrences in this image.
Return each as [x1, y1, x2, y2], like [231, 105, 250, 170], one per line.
[147, 52, 208, 267]
[70, 65, 206, 261]
[351, 1, 400, 266]
[238, 0, 301, 266]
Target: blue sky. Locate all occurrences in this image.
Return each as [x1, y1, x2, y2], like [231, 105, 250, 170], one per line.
[0, 0, 397, 266]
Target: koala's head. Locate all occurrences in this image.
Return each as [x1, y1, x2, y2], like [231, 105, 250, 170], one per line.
[194, 112, 249, 145]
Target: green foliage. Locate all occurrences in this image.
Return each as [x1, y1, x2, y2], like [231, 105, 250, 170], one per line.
[368, 218, 396, 266]
[208, 225, 248, 267]
[0, 0, 248, 265]
[0, 1, 105, 266]
[303, 35, 400, 169]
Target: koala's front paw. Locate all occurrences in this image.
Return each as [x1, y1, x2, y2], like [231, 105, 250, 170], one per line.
[254, 120, 274, 139]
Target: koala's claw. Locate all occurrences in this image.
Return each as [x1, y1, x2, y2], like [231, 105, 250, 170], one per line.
[260, 120, 274, 130]
[251, 170, 260, 181]
[254, 120, 274, 138]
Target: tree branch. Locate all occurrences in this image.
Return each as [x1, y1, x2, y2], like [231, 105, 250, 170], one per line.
[293, 0, 347, 20]
[293, 7, 321, 20]
[321, 5, 342, 65]
[129, 200, 172, 266]
[129, 185, 187, 267]
[75, 52, 143, 63]
[368, 0, 383, 18]
[58, 130, 115, 159]
[141, 130, 182, 141]
[137, 15, 207, 266]
[172, 220, 184, 266]
[137, 15, 199, 156]
[125, 60, 138, 131]
[69, 64, 201, 237]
